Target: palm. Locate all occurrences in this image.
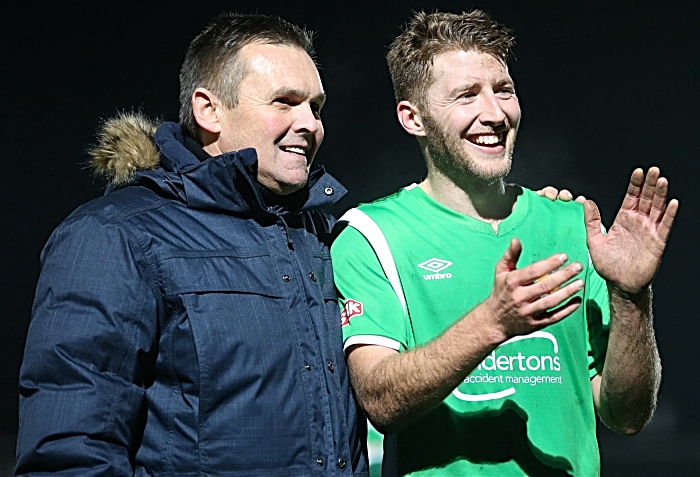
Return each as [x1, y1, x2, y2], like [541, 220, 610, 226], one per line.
[586, 168, 678, 294]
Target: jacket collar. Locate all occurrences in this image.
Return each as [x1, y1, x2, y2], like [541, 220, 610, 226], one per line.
[126, 122, 346, 217]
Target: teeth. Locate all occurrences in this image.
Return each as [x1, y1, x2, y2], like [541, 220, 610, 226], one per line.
[473, 134, 501, 145]
[281, 146, 305, 155]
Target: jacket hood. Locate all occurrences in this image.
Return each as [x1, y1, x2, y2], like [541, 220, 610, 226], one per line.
[88, 112, 346, 216]
[89, 112, 162, 186]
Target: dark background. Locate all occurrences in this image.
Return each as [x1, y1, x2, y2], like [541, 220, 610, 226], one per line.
[2, 1, 698, 475]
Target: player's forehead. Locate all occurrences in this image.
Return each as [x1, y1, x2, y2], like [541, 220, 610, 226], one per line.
[428, 49, 512, 94]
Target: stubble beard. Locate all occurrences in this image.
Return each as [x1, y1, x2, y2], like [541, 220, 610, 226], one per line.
[422, 112, 516, 185]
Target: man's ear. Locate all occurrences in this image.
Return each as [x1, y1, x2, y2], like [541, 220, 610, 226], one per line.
[397, 100, 427, 137]
[192, 87, 222, 135]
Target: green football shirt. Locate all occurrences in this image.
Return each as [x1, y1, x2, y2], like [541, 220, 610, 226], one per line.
[331, 185, 610, 477]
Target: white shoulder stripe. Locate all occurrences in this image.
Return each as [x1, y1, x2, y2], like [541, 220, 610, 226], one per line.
[339, 208, 408, 318]
[343, 335, 402, 351]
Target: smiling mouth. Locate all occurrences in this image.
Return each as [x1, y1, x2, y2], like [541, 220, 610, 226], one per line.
[280, 145, 308, 157]
[466, 133, 505, 147]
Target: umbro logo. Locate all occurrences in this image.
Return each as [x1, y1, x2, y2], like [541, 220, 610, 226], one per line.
[418, 258, 453, 272]
[418, 258, 453, 280]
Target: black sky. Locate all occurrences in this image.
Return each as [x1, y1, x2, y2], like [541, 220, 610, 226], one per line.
[2, 1, 699, 474]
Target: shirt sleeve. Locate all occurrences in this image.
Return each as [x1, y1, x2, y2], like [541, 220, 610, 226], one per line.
[16, 213, 158, 476]
[585, 261, 611, 379]
[331, 224, 410, 352]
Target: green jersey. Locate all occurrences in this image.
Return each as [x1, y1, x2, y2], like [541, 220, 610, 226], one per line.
[331, 185, 610, 477]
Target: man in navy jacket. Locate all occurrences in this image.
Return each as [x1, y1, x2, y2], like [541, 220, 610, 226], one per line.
[16, 13, 368, 476]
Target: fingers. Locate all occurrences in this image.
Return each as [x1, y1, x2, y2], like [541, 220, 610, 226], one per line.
[536, 186, 559, 200]
[557, 189, 574, 201]
[575, 195, 587, 204]
[638, 167, 660, 215]
[532, 297, 583, 328]
[489, 250, 585, 336]
[621, 166, 668, 215]
[528, 275, 584, 310]
[519, 261, 584, 305]
[513, 253, 569, 286]
[535, 187, 575, 202]
[496, 238, 522, 273]
[648, 176, 667, 223]
[622, 166, 675, 228]
[620, 167, 645, 211]
[658, 198, 679, 243]
[514, 276, 584, 324]
[503, 253, 583, 307]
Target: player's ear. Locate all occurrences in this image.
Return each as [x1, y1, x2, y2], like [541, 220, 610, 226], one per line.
[397, 100, 427, 137]
[192, 87, 223, 135]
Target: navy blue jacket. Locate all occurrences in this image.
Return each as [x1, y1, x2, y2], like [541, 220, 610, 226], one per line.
[17, 117, 368, 476]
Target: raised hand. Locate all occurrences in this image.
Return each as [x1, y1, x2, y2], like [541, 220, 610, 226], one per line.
[484, 238, 584, 340]
[585, 167, 679, 294]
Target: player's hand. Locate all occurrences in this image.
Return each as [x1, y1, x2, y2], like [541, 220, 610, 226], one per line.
[483, 238, 584, 340]
[535, 186, 588, 203]
[585, 167, 679, 295]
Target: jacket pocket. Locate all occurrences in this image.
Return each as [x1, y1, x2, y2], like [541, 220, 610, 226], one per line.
[157, 249, 282, 297]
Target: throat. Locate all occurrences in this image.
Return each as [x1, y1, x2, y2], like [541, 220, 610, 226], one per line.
[419, 176, 518, 227]
[485, 217, 502, 233]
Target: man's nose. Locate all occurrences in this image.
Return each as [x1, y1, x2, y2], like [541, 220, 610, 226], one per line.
[479, 92, 507, 125]
[292, 103, 320, 134]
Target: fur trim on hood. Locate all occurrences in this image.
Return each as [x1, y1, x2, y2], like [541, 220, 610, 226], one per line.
[89, 112, 162, 185]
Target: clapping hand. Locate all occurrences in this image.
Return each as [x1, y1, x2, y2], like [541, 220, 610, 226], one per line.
[585, 167, 678, 295]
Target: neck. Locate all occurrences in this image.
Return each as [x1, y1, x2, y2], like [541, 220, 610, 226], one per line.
[420, 162, 516, 232]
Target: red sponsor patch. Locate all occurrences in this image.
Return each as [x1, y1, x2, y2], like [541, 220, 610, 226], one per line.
[341, 299, 364, 326]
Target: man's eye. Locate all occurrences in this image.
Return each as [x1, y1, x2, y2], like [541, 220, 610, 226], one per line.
[274, 97, 292, 105]
[310, 103, 322, 118]
[497, 88, 514, 98]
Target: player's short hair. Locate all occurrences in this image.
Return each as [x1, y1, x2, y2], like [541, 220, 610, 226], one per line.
[387, 10, 515, 110]
[179, 12, 316, 139]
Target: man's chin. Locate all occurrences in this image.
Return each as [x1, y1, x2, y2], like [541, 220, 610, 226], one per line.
[257, 169, 311, 195]
[460, 155, 512, 182]
[274, 178, 310, 196]
[478, 167, 512, 183]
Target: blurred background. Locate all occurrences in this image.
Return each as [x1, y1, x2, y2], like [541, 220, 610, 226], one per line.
[2, 1, 698, 475]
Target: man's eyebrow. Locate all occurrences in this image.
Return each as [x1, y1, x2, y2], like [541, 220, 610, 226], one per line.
[273, 87, 326, 104]
[448, 83, 477, 98]
[493, 78, 515, 88]
[447, 78, 515, 98]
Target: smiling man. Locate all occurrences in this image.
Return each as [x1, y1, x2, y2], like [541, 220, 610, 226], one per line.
[331, 10, 678, 476]
[194, 41, 326, 194]
[16, 13, 367, 476]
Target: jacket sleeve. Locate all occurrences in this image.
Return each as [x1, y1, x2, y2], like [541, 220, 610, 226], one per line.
[16, 213, 158, 476]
